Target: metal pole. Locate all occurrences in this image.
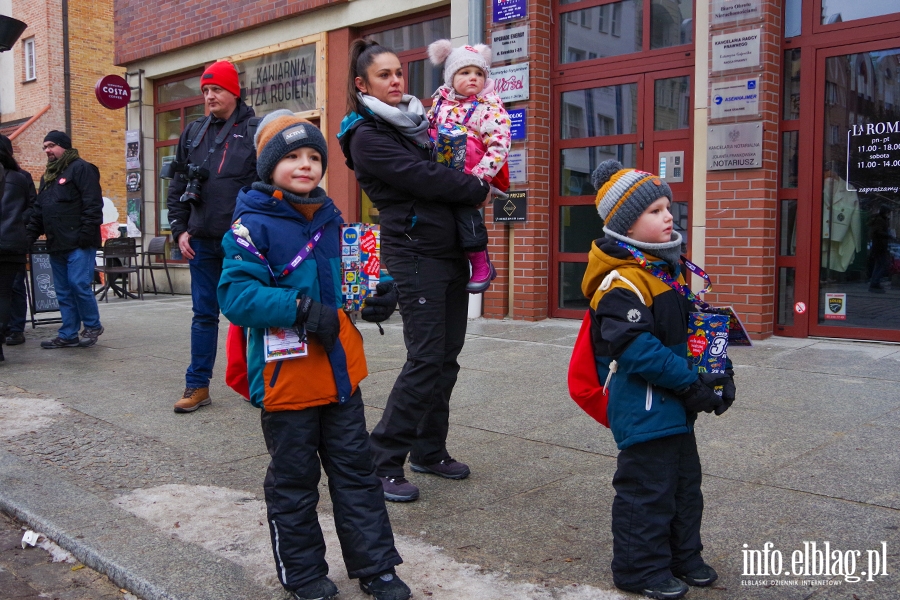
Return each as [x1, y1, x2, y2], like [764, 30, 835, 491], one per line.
[468, 0, 485, 45]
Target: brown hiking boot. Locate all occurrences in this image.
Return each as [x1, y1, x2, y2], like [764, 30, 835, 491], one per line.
[174, 387, 211, 413]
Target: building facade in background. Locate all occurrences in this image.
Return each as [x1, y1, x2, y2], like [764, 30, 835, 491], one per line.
[0, 0, 125, 214]
[111, 0, 900, 343]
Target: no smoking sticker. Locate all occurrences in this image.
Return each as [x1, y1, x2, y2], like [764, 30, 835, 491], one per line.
[795, 302, 806, 314]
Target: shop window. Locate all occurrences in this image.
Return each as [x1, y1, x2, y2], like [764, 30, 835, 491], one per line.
[777, 267, 796, 326]
[23, 37, 35, 81]
[779, 200, 798, 257]
[560, 145, 637, 196]
[783, 49, 801, 120]
[236, 44, 317, 118]
[559, 262, 590, 310]
[153, 71, 205, 244]
[654, 76, 690, 131]
[561, 84, 638, 139]
[560, 0, 642, 63]
[781, 131, 799, 188]
[820, 0, 900, 25]
[785, 0, 802, 37]
[671, 201, 688, 254]
[560, 205, 604, 253]
[650, 0, 692, 50]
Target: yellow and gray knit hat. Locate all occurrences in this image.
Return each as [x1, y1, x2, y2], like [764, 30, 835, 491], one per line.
[592, 160, 672, 236]
[254, 109, 328, 183]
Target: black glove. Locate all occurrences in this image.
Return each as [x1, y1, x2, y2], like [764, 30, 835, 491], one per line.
[78, 232, 94, 249]
[675, 373, 726, 414]
[361, 282, 398, 323]
[295, 295, 340, 353]
[714, 369, 736, 416]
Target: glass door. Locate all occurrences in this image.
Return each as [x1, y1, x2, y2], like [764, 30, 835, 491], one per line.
[551, 70, 692, 317]
[810, 41, 900, 340]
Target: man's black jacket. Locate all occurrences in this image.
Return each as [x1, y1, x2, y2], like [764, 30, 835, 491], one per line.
[27, 159, 102, 254]
[167, 101, 258, 241]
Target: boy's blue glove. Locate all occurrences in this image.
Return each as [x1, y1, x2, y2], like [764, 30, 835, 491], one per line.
[361, 282, 398, 323]
[675, 373, 727, 414]
[295, 294, 340, 353]
[714, 369, 736, 415]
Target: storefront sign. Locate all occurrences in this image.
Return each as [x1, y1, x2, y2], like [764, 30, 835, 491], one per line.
[508, 149, 527, 183]
[492, 63, 529, 103]
[710, 78, 759, 119]
[711, 0, 762, 25]
[509, 108, 526, 140]
[493, 191, 527, 222]
[29, 249, 59, 313]
[824, 293, 847, 320]
[707, 122, 763, 170]
[237, 44, 317, 115]
[711, 29, 761, 72]
[491, 25, 528, 63]
[492, 0, 527, 23]
[95, 74, 130, 109]
[846, 122, 900, 194]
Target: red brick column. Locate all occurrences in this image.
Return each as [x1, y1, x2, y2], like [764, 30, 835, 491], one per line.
[701, 0, 781, 338]
[483, 0, 551, 320]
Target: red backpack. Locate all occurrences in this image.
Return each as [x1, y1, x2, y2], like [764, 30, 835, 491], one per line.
[568, 311, 610, 427]
[225, 323, 251, 401]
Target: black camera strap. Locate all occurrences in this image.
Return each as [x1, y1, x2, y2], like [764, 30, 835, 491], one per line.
[188, 108, 240, 170]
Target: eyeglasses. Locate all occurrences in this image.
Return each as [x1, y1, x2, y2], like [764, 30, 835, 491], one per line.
[42, 142, 58, 150]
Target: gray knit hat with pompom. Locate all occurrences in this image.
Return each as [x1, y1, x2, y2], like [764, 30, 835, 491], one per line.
[592, 160, 672, 236]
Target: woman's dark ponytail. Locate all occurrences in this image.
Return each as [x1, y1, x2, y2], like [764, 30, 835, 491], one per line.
[347, 38, 395, 114]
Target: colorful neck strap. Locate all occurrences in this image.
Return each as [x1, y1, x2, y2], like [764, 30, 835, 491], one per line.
[231, 223, 324, 285]
[615, 241, 712, 309]
[430, 98, 480, 127]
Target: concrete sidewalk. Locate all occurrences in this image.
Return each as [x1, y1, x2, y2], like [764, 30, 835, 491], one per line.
[0, 295, 897, 600]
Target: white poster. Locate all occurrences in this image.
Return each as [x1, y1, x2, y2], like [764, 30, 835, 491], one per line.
[491, 63, 529, 104]
[491, 25, 528, 64]
[125, 129, 140, 170]
[508, 149, 527, 184]
[711, 29, 761, 72]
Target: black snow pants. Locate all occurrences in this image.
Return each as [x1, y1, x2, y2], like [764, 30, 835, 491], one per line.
[261, 390, 402, 591]
[611, 432, 705, 590]
[452, 205, 488, 252]
[370, 254, 469, 477]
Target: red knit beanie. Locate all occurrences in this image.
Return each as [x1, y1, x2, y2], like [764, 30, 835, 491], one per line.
[201, 61, 241, 98]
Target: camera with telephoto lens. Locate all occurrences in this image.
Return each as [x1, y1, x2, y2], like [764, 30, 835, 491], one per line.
[159, 160, 209, 205]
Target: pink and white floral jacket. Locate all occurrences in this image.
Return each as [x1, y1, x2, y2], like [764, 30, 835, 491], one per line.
[427, 80, 512, 182]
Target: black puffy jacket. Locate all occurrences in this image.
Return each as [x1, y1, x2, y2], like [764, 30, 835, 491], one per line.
[0, 168, 36, 261]
[27, 159, 102, 254]
[167, 102, 258, 241]
[338, 113, 488, 259]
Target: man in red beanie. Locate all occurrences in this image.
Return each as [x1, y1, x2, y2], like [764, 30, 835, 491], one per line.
[166, 60, 259, 413]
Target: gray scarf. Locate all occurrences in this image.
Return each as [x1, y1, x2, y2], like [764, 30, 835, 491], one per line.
[604, 227, 684, 269]
[358, 93, 432, 146]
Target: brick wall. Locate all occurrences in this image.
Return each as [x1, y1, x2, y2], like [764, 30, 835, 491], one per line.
[4, 0, 65, 181]
[4, 1, 124, 214]
[701, 0, 781, 337]
[114, 0, 347, 66]
[483, 0, 550, 320]
[69, 0, 126, 211]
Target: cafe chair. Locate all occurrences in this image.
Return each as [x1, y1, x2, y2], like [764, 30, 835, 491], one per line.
[140, 236, 175, 296]
[94, 237, 142, 302]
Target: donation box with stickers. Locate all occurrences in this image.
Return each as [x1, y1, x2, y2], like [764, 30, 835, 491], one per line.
[341, 224, 381, 312]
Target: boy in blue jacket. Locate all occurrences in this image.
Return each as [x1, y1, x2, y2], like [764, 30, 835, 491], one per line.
[217, 110, 409, 600]
[581, 160, 735, 600]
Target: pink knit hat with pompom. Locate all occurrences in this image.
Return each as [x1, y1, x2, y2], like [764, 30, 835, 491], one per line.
[428, 40, 492, 88]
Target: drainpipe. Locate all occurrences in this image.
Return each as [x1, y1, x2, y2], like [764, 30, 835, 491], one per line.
[468, 0, 484, 45]
[62, 0, 71, 134]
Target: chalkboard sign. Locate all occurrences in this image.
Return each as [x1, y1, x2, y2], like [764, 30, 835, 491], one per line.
[29, 245, 59, 313]
[846, 122, 900, 195]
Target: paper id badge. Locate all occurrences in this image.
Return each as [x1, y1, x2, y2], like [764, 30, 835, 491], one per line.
[264, 326, 308, 362]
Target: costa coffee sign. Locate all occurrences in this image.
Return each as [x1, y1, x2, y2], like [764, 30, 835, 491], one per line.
[95, 75, 131, 109]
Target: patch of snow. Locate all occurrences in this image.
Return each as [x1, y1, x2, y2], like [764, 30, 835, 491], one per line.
[114, 484, 624, 600]
[0, 398, 68, 438]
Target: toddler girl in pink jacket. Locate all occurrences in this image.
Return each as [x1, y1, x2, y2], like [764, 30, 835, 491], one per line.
[427, 40, 512, 293]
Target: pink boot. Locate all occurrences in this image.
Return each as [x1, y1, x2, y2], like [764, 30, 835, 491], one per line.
[466, 249, 497, 294]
